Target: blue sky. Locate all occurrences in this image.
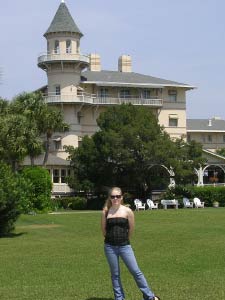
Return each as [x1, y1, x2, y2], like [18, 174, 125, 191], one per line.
[1, 0, 225, 119]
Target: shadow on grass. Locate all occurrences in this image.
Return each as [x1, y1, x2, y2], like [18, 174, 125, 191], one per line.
[86, 298, 114, 300]
[0, 232, 27, 238]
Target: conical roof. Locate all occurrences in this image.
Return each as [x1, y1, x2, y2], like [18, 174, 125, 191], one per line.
[44, 2, 83, 37]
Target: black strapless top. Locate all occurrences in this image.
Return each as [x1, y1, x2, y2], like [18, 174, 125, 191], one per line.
[105, 217, 130, 246]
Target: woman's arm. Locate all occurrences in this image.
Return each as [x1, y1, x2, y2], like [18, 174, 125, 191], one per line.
[101, 209, 107, 237]
[127, 208, 135, 239]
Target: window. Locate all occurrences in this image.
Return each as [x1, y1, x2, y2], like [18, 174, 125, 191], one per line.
[201, 135, 206, 143]
[169, 114, 178, 127]
[54, 40, 60, 54]
[187, 134, 191, 142]
[207, 135, 212, 142]
[76, 41, 80, 53]
[61, 169, 67, 183]
[142, 89, 150, 99]
[54, 139, 62, 150]
[168, 90, 177, 102]
[100, 88, 108, 98]
[120, 89, 130, 99]
[78, 136, 82, 147]
[53, 169, 60, 183]
[55, 85, 61, 95]
[66, 40, 72, 53]
[169, 118, 178, 127]
[223, 135, 225, 143]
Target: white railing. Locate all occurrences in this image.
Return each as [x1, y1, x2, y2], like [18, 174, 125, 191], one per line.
[52, 184, 74, 194]
[38, 52, 90, 64]
[44, 93, 163, 106]
[94, 97, 163, 106]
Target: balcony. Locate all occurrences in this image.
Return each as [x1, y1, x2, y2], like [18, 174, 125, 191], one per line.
[44, 92, 163, 107]
[37, 52, 90, 66]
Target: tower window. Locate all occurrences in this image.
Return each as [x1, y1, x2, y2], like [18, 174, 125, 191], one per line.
[54, 40, 60, 54]
[66, 40, 72, 53]
[76, 41, 80, 53]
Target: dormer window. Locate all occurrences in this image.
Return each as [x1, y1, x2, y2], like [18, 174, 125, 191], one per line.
[54, 40, 60, 54]
[66, 40, 72, 53]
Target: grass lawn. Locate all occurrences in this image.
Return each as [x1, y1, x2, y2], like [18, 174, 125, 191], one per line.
[0, 208, 225, 300]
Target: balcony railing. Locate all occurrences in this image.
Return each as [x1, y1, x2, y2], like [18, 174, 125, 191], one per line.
[44, 92, 163, 107]
[37, 52, 90, 65]
[93, 97, 163, 106]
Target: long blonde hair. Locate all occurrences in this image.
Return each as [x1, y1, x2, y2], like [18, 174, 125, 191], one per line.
[103, 187, 123, 212]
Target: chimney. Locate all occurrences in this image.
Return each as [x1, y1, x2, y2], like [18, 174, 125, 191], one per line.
[208, 119, 212, 126]
[89, 53, 101, 71]
[118, 55, 132, 72]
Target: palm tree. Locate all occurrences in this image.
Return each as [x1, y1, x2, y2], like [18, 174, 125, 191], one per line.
[39, 106, 69, 166]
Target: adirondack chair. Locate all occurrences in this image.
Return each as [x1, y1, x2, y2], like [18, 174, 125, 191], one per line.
[146, 199, 158, 210]
[134, 199, 146, 211]
[183, 197, 194, 208]
[193, 197, 205, 208]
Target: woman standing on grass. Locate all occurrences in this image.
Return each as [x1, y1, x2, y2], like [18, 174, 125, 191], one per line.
[101, 187, 160, 300]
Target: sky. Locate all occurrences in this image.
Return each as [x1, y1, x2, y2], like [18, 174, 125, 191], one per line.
[1, 0, 225, 119]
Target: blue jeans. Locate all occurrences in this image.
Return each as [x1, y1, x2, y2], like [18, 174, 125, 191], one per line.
[104, 244, 155, 300]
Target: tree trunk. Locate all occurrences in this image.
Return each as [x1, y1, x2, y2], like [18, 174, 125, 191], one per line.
[43, 138, 50, 166]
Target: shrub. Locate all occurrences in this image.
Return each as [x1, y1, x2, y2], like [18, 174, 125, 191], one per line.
[0, 163, 27, 236]
[163, 185, 225, 207]
[86, 194, 106, 210]
[60, 196, 87, 210]
[21, 166, 52, 212]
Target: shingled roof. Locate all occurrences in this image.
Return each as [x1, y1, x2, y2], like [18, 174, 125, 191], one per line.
[81, 70, 194, 89]
[187, 118, 225, 132]
[44, 2, 83, 37]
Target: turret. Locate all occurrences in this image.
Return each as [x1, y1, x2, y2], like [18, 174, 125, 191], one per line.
[37, 1, 89, 103]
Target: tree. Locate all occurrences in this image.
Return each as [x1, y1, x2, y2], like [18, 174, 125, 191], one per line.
[216, 148, 225, 157]
[10, 92, 69, 166]
[21, 166, 52, 211]
[38, 105, 69, 166]
[0, 162, 32, 236]
[172, 139, 205, 185]
[0, 114, 29, 171]
[66, 104, 178, 195]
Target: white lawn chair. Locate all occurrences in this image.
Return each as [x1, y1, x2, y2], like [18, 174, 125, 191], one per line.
[193, 197, 205, 208]
[183, 197, 194, 208]
[134, 199, 146, 211]
[146, 199, 158, 210]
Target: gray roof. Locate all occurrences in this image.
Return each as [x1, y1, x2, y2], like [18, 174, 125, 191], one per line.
[81, 70, 194, 88]
[23, 153, 70, 167]
[187, 118, 225, 132]
[44, 3, 83, 37]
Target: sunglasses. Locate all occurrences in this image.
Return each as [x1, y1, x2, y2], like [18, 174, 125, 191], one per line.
[110, 195, 122, 199]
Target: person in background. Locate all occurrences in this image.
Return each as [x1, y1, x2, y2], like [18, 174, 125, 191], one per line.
[101, 186, 160, 300]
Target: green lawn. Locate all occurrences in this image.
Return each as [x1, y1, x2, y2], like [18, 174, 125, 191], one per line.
[0, 209, 225, 300]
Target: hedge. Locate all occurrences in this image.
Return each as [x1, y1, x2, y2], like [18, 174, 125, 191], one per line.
[163, 185, 225, 207]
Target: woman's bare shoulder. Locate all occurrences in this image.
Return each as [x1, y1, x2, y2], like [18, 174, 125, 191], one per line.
[122, 205, 133, 216]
